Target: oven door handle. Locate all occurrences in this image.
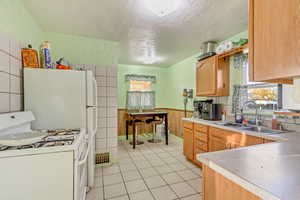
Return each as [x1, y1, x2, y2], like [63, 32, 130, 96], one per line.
[78, 142, 90, 166]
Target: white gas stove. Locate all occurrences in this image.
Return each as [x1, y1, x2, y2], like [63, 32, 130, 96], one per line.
[0, 130, 79, 151]
[0, 111, 89, 200]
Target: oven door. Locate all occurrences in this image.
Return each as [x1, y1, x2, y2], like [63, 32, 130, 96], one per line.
[74, 137, 90, 200]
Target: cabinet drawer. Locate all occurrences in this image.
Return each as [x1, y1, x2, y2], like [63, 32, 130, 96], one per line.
[194, 138, 208, 151]
[183, 121, 193, 130]
[194, 123, 208, 133]
[194, 131, 208, 142]
[263, 139, 275, 143]
[210, 127, 227, 140]
[210, 127, 241, 143]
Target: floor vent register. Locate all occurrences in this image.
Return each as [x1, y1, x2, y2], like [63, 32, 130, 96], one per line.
[95, 152, 111, 166]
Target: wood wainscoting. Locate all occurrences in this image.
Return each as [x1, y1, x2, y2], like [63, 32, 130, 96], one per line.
[118, 108, 193, 138]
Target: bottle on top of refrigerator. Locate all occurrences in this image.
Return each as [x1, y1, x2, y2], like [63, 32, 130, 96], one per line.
[40, 41, 52, 69]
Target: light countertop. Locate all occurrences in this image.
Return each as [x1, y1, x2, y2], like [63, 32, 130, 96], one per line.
[183, 118, 300, 200]
[182, 118, 290, 141]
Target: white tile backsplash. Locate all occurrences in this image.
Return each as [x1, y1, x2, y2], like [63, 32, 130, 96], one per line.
[9, 39, 21, 60]
[107, 65, 117, 77]
[96, 138, 107, 150]
[0, 52, 10, 73]
[107, 87, 117, 97]
[94, 65, 118, 158]
[108, 97, 117, 107]
[98, 118, 107, 128]
[10, 57, 22, 77]
[10, 76, 22, 94]
[97, 97, 107, 107]
[0, 32, 10, 53]
[107, 107, 117, 117]
[0, 33, 23, 114]
[0, 72, 9, 93]
[96, 128, 107, 139]
[107, 117, 117, 128]
[107, 77, 117, 87]
[107, 128, 118, 138]
[96, 66, 107, 76]
[107, 137, 118, 148]
[98, 107, 107, 118]
[96, 76, 107, 87]
[0, 93, 10, 113]
[98, 87, 107, 97]
[10, 94, 22, 112]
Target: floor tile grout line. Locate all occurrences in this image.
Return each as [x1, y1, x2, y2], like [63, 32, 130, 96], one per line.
[104, 136, 202, 199]
[129, 152, 157, 200]
[117, 163, 131, 200]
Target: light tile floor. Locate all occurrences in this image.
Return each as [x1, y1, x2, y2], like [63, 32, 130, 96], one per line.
[87, 135, 203, 200]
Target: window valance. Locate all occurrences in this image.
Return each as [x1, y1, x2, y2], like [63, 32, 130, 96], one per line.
[125, 74, 156, 83]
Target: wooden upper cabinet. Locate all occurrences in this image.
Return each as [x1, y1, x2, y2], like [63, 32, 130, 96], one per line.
[249, 0, 299, 83]
[196, 56, 230, 97]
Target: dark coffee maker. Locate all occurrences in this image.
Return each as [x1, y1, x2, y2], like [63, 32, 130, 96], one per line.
[194, 100, 223, 121]
[193, 100, 213, 119]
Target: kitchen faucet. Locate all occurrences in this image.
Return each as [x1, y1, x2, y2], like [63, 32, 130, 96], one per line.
[240, 100, 263, 127]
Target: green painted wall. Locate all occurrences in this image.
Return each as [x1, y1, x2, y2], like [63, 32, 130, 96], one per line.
[118, 64, 168, 109]
[44, 32, 119, 66]
[0, 0, 44, 48]
[162, 31, 248, 110]
[117, 31, 248, 110]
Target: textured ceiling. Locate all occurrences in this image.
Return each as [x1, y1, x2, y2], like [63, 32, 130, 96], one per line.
[24, 0, 248, 67]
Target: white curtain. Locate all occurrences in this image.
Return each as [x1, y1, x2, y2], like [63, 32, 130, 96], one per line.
[126, 91, 155, 110]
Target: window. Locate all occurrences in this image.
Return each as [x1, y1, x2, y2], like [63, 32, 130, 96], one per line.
[129, 80, 152, 91]
[242, 64, 282, 110]
[126, 79, 155, 110]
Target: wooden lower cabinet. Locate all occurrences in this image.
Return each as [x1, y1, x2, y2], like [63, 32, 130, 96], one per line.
[209, 135, 229, 152]
[203, 165, 261, 200]
[183, 127, 194, 160]
[183, 121, 268, 167]
[209, 127, 263, 152]
[183, 121, 194, 161]
[263, 139, 275, 143]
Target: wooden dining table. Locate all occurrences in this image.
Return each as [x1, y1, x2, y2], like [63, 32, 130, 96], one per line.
[125, 111, 168, 149]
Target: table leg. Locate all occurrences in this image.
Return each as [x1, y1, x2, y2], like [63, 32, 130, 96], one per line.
[126, 120, 129, 140]
[132, 121, 136, 149]
[165, 114, 168, 145]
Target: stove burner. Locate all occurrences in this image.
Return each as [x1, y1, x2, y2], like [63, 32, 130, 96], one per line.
[17, 144, 36, 150]
[0, 130, 79, 152]
[42, 140, 73, 147]
[0, 145, 9, 151]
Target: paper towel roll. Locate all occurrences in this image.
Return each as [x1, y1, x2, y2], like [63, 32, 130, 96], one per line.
[293, 77, 300, 103]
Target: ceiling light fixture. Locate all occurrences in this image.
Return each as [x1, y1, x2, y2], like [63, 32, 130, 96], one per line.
[145, 0, 181, 17]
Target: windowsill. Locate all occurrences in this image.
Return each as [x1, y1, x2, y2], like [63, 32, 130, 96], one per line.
[229, 110, 274, 117]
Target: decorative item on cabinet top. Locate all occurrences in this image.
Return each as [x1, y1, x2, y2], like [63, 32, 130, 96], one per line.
[21, 45, 39, 68]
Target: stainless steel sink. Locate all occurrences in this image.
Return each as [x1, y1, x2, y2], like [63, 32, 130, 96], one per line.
[215, 122, 243, 128]
[216, 122, 284, 135]
[238, 126, 284, 135]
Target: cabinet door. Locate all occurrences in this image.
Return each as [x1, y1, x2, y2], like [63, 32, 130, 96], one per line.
[249, 0, 300, 81]
[183, 128, 194, 160]
[209, 136, 229, 152]
[196, 56, 217, 96]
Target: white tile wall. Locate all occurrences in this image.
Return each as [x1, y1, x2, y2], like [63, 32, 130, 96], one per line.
[0, 33, 23, 114]
[0, 51, 10, 73]
[93, 65, 118, 159]
[0, 93, 9, 113]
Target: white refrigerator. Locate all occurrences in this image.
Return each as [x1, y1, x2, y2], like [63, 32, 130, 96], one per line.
[24, 68, 98, 189]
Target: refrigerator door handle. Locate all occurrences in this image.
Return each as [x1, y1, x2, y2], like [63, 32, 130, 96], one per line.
[92, 78, 98, 134]
[93, 78, 97, 107]
[92, 107, 98, 135]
